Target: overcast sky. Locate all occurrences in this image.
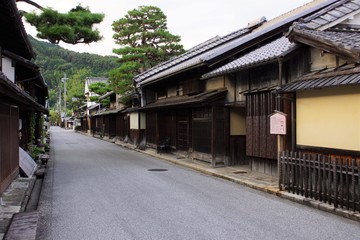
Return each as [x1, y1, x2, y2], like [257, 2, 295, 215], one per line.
[18, 0, 313, 56]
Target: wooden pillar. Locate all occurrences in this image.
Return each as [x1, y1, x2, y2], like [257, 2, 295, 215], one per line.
[277, 135, 284, 190]
[155, 112, 159, 145]
[211, 106, 215, 167]
[224, 107, 230, 166]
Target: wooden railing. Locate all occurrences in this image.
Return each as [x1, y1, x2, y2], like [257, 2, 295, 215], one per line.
[280, 152, 360, 212]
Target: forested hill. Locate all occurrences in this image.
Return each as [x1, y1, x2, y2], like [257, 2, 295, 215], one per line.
[28, 35, 119, 109]
[29, 35, 118, 89]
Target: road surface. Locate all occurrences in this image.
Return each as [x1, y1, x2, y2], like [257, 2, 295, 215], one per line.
[37, 127, 360, 240]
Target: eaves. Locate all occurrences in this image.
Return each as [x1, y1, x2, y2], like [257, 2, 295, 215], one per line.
[289, 28, 360, 62]
[138, 60, 206, 87]
[0, 72, 48, 113]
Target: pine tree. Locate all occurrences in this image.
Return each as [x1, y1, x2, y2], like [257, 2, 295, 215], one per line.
[18, 0, 104, 44]
[110, 6, 184, 95]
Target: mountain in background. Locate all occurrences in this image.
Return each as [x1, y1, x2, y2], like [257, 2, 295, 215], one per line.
[29, 35, 118, 109]
[29, 35, 118, 88]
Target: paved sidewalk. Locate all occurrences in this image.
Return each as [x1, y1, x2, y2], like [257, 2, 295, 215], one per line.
[114, 139, 360, 222]
[0, 177, 35, 239]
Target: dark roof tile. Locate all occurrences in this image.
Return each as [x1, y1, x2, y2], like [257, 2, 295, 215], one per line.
[294, 28, 360, 51]
[280, 65, 360, 92]
[136, 0, 339, 86]
[134, 29, 250, 84]
[303, 0, 360, 29]
[202, 37, 297, 79]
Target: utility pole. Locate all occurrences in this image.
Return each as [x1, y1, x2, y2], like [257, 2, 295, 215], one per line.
[61, 74, 69, 115]
[58, 87, 61, 115]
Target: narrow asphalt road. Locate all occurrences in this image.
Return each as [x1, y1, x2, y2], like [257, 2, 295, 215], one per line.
[37, 127, 360, 240]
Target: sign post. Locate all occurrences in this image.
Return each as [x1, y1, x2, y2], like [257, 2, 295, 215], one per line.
[270, 111, 287, 190]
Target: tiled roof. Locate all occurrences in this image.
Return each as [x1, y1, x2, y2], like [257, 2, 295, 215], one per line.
[279, 65, 360, 92]
[134, 28, 251, 84]
[135, 0, 338, 87]
[298, 28, 360, 48]
[201, 0, 338, 63]
[202, 37, 298, 79]
[288, 24, 360, 61]
[302, 0, 360, 30]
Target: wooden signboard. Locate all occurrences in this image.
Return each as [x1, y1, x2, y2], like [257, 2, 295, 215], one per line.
[270, 112, 286, 135]
[270, 111, 287, 190]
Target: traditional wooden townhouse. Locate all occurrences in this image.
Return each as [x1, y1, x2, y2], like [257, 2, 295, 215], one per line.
[74, 104, 87, 132]
[0, 0, 48, 192]
[277, 15, 360, 210]
[279, 4, 360, 159]
[83, 77, 108, 133]
[91, 91, 130, 140]
[276, 1, 360, 210]
[134, 0, 338, 168]
[202, 36, 301, 174]
[135, 31, 254, 166]
[201, 0, 360, 176]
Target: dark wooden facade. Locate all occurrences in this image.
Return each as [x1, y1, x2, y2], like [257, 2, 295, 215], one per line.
[142, 82, 228, 165]
[116, 113, 129, 140]
[0, 103, 19, 193]
[233, 49, 309, 175]
[145, 109, 193, 151]
[245, 91, 279, 160]
[0, 0, 48, 193]
[83, 91, 132, 142]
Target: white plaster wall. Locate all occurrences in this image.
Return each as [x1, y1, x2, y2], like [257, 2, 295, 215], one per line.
[130, 112, 139, 130]
[2, 56, 15, 82]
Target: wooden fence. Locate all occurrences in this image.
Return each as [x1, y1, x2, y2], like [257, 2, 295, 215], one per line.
[279, 151, 360, 212]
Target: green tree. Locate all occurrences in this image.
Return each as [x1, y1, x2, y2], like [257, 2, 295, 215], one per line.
[110, 5, 184, 95]
[66, 68, 91, 112]
[49, 109, 61, 125]
[89, 82, 112, 107]
[47, 88, 58, 108]
[18, 1, 104, 44]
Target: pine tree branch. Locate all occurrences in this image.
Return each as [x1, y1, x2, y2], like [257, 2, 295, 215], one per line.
[16, 0, 44, 10]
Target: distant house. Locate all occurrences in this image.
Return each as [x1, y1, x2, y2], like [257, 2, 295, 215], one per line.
[83, 77, 108, 133]
[84, 77, 108, 107]
[91, 91, 129, 139]
[78, 77, 132, 140]
[0, 0, 48, 192]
